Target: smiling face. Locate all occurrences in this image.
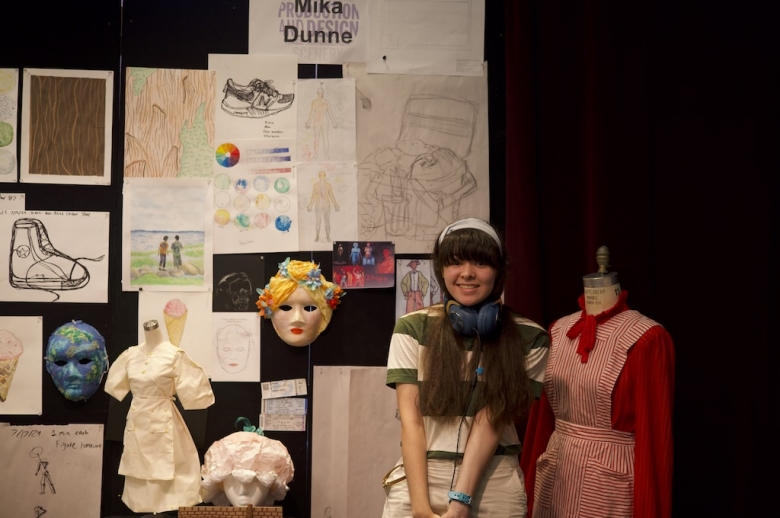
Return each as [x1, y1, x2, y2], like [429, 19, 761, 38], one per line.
[442, 259, 497, 308]
[271, 286, 323, 346]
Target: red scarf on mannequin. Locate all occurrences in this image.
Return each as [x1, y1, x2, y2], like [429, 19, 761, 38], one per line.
[566, 290, 629, 363]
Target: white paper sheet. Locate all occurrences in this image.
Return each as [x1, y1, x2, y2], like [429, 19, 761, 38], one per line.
[0, 68, 19, 182]
[209, 54, 298, 141]
[137, 290, 214, 376]
[210, 312, 261, 382]
[366, 0, 485, 76]
[20, 68, 113, 185]
[0, 192, 25, 210]
[0, 316, 42, 415]
[212, 138, 300, 253]
[0, 211, 109, 303]
[344, 65, 490, 253]
[311, 366, 401, 518]
[122, 178, 214, 291]
[0, 424, 104, 518]
[248, 0, 369, 65]
[296, 78, 357, 162]
[297, 161, 358, 251]
[124, 67, 216, 178]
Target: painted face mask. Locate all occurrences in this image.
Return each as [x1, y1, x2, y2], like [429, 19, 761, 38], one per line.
[45, 321, 108, 402]
[271, 286, 323, 347]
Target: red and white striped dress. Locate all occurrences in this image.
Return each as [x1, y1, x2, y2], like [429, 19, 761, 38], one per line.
[522, 303, 674, 518]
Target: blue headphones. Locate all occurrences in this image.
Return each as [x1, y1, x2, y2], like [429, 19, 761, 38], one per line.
[445, 297, 502, 337]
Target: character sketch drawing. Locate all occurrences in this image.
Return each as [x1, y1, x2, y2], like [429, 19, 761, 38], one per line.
[221, 78, 294, 119]
[30, 447, 55, 495]
[9, 218, 105, 301]
[306, 171, 340, 242]
[358, 95, 479, 243]
[214, 323, 253, 374]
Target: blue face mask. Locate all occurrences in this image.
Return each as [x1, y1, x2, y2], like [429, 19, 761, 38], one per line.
[45, 321, 108, 402]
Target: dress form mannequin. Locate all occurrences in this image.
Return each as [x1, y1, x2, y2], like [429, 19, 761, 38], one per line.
[521, 246, 675, 518]
[142, 320, 164, 352]
[582, 246, 621, 315]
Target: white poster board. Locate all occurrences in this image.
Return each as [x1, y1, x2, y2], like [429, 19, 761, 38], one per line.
[311, 366, 401, 518]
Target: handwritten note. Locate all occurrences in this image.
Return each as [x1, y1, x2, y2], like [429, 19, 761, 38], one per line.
[0, 424, 104, 518]
[0, 192, 25, 210]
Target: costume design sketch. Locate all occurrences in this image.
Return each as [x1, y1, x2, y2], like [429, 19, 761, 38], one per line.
[347, 71, 490, 253]
[221, 78, 294, 119]
[394, 258, 441, 321]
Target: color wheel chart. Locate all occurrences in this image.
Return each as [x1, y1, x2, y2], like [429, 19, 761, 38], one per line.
[212, 139, 299, 254]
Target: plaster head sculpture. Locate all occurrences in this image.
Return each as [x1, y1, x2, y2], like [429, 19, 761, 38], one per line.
[201, 419, 294, 507]
[256, 258, 344, 347]
[45, 320, 108, 402]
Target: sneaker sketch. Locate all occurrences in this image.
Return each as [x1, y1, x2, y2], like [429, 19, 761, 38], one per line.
[221, 78, 294, 119]
[9, 218, 104, 293]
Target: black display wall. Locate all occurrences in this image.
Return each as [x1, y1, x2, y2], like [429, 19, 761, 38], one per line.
[0, 1, 507, 517]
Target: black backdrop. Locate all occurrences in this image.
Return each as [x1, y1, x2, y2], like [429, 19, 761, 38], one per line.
[0, 1, 508, 517]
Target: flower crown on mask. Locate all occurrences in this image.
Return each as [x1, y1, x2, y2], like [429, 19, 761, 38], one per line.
[256, 258, 344, 320]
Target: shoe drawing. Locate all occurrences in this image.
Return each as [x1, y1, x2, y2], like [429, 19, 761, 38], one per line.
[9, 218, 104, 292]
[221, 78, 295, 119]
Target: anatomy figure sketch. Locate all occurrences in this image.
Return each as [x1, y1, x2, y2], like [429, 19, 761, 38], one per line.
[20, 68, 113, 185]
[124, 67, 216, 178]
[0, 68, 19, 182]
[209, 54, 298, 141]
[0, 211, 109, 303]
[344, 68, 490, 253]
[137, 290, 213, 376]
[297, 162, 358, 251]
[210, 313, 260, 382]
[0, 424, 104, 518]
[122, 178, 213, 291]
[296, 78, 356, 162]
[0, 316, 42, 415]
[212, 138, 300, 253]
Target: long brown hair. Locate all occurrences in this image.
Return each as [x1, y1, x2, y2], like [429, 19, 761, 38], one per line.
[420, 224, 534, 428]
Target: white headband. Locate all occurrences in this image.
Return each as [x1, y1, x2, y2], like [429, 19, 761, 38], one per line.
[438, 218, 502, 252]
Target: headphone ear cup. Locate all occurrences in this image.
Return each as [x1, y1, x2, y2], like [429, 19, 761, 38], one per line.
[476, 301, 501, 337]
[446, 300, 478, 336]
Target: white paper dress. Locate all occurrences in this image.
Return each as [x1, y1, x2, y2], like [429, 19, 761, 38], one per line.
[105, 341, 215, 513]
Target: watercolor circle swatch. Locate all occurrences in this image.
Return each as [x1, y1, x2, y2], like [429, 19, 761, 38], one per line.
[234, 178, 249, 194]
[214, 209, 231, 226]
[274, 197, 290, 212]
[0, 149, 15, 175]
[234, 195, 250, 212]
[214, 173, 231, 190]
[214, 191, 231, 208]
[274, 177, 291, 194]
[0, 121, 13, 147]
[215, 142, 240, 167]
[275, 215, 292, 232]
[255, 212, 271, 229]
[254, 194, 271, 210]
[253, 176, 270, 192]
[234, 213, 250, 229]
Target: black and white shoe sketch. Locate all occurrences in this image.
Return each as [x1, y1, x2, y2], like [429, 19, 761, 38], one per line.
[9, 218, 105, 301]
[221, 78, 294, 119]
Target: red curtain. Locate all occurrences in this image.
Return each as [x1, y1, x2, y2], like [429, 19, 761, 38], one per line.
[504, 2, 778, 516]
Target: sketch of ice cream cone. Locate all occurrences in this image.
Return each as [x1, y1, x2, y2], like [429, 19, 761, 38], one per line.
[0, 329, 24, 402]
[163, 299, 188, 347]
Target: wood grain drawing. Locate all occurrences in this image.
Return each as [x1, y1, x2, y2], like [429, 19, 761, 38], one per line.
[124, 68, 216, 178]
